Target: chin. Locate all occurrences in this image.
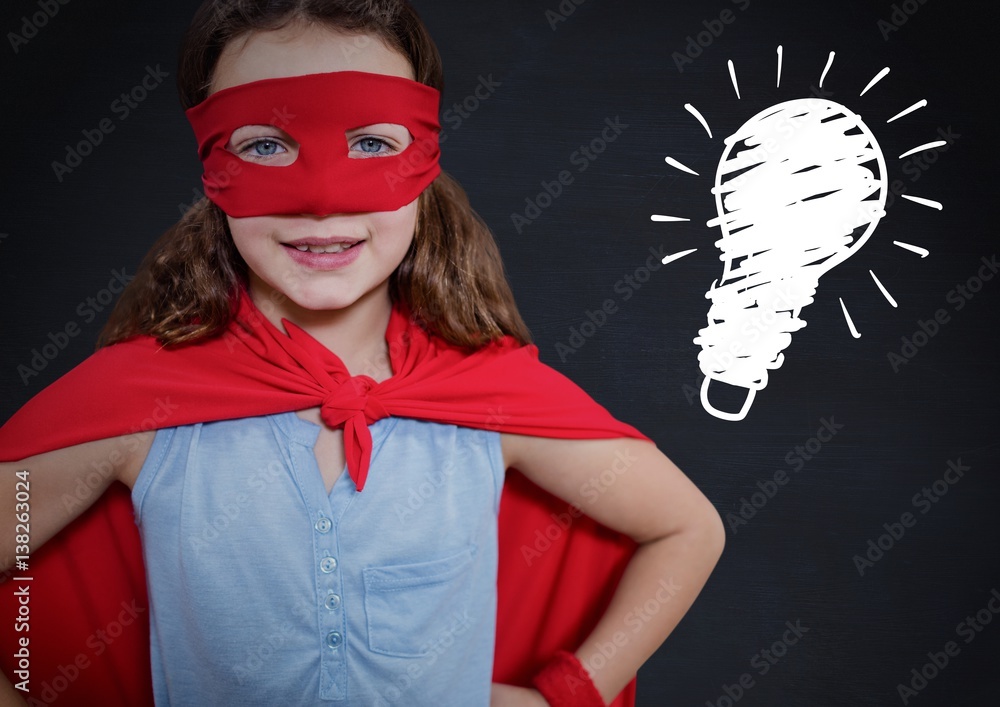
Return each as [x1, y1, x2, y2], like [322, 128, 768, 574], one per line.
[249, 270, 389, 318]
[285, 289, 360, 313]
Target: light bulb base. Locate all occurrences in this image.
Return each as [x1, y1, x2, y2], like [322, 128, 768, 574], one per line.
[701, 376, 757, 421]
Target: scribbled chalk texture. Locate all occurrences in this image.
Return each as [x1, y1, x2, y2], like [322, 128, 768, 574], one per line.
[696, 99, 887, 420]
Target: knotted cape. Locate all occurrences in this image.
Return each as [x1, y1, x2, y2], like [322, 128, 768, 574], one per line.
[0, 289, 648, 706]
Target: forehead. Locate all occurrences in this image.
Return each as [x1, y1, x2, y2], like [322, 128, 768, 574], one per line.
[211, 22, 414, 94]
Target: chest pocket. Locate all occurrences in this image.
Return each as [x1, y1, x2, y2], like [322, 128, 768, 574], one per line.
[363, 545, 477, 658]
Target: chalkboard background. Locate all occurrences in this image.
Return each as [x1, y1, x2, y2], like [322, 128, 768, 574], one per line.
[1, 1, 997, 705]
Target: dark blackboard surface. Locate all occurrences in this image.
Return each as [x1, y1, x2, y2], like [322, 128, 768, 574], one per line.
[1, 1, 997, 705]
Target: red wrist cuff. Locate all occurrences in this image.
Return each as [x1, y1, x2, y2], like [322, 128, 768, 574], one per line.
[530, 649, 607, 707]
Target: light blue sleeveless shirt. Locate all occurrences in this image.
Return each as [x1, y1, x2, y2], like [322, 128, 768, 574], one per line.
[131, 412, 505, 706]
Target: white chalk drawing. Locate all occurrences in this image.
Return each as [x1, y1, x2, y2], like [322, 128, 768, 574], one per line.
[652, 48, 943, 421]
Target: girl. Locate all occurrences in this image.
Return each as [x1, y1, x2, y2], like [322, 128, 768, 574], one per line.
[1, 1, 724, 705]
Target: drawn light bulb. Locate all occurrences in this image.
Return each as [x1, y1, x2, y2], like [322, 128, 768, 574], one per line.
[693, 98, 887, 420]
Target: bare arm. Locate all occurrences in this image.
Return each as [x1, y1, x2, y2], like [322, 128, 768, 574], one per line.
[1, 431, 154, 572]
[499, 434, 725, 704]
[0, 431, 153, 700]
[0, 672, 28, 705]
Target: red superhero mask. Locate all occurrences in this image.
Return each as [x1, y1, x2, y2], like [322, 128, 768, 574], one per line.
[185, 71, 441, 217]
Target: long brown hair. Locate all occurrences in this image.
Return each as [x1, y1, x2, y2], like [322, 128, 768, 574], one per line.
[99, 0, 531, 349]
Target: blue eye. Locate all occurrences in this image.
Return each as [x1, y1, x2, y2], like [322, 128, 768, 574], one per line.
[355, 137, 390, 155]
[228, 127, 297, 165]
[236, 138, 286, 160]
[249, 139, 282, 157]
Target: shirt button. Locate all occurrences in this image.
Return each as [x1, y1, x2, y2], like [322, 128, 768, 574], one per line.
[315, 517, 332, 533]
[326, 631, 343, 648]
[325, 593, 342, 611]
[320, 556, 338, 573]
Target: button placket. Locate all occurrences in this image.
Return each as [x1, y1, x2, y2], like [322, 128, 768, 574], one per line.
[308, 414, 397, 701]
[287, 431, 346, 700]
[315, 514, 347, 699]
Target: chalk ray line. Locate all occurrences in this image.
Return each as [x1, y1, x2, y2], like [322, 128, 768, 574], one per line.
[662, 248, 697, 265]
[819, 51, 835, 88]
[684, 103, 713, 138]
[728, 59, 741, 99]
[899, 140, 947, 159]
[665, 156, 699, 176]
[893, 240, 929, 257]
[840, 298, 861, 338]
[860, 67, 890, 96]
[887, 99, 928, 123]
[776, 45, 783, 88]
[650, 215, 690, 222]
[869, 270, 898, 307]
[901, 194, 943, 210]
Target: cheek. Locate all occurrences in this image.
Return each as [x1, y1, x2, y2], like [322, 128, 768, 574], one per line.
[371, 204, 418, 250]
[226, 216, 272, 256]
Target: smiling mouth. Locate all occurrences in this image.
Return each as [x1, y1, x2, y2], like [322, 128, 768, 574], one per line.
[282, 236, 362, 255]
[288, 242, 358, 254]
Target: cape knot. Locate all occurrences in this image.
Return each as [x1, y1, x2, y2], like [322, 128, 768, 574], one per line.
[320, 375, 387, 428]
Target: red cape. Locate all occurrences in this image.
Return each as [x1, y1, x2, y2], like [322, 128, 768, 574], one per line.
[1, 290, 648, 706]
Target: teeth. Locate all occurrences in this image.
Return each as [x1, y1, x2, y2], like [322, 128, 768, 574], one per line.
[293, 243, 355, 254]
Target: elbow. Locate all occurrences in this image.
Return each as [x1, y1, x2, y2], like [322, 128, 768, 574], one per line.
[0, 539, 17, 576]
[679, 499, 727, 567]
[702, 502, 726, 561]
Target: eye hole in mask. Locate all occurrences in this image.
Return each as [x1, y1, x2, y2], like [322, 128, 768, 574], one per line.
[346, 122, 414, 159]
[227, 122, 413, 166]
